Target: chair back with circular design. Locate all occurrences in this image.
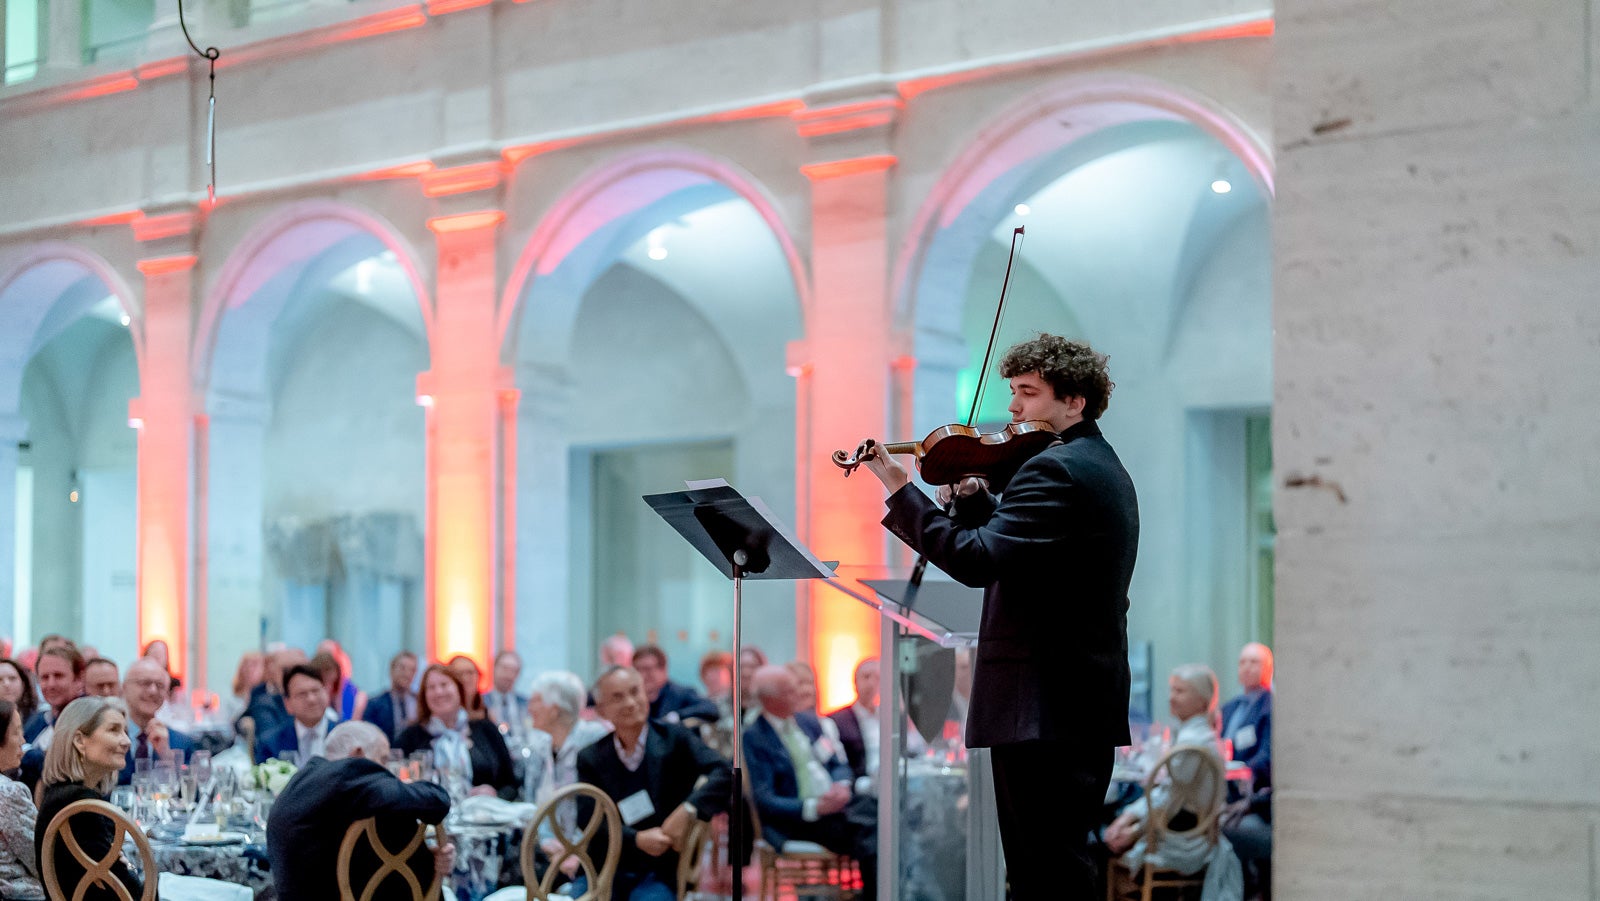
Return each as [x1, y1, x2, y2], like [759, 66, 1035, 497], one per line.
[40, 798, 157, 901]
[516, 782, 622, 901]
[336, 817, 450, 901]
[1142, 744, 1226, 854]
[675, 816, 710, 900]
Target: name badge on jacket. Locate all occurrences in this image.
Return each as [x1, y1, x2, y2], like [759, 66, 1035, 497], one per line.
[618, 789, 656, 826]
[1235, 724, 1257, 752]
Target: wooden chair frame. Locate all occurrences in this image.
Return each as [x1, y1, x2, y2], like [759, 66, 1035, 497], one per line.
[740, 767, 856, 901]
[675, 817, 710, 900]
[514, 781, 623, 901]
[41, 798, 158, 901]
[1106, 745, 1227, 901]
[337, 816, 451, 901]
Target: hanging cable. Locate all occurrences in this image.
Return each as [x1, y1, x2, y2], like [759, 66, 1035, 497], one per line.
[175, 0, 221, 204]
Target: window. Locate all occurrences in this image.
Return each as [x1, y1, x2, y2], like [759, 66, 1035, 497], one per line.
[4, 0, 42, 84]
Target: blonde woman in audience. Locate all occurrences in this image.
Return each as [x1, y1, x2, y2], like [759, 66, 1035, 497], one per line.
[220, 651, 265, 724]
[1104, 663, 1240, 899]
[0, 699, 44, 900]
[34, 697, 141, 901]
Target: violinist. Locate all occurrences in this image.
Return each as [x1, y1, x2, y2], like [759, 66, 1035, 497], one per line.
[854, 334, 1138, 901]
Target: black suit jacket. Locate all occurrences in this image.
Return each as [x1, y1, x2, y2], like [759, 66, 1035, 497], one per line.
[743, 715, 854, 849]
[882, 419, 1138, 749]
[362, 690, 414, 741]
[575, 720, 731, 884]
[826, 705, 867, 781]
[650, 681, 720, 723]
[395, 718, 519, 800]
[267, 755, 451, 901]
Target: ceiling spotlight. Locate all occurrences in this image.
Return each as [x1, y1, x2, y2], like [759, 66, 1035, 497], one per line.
[1014, 203, 1031, 216]
[647, 245, 669, 261]
[119, 313, 131, 327]
[1211, 179, 1232, 195]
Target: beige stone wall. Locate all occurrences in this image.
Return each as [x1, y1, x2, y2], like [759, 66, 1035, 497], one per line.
[1274, 1, 1600, 897]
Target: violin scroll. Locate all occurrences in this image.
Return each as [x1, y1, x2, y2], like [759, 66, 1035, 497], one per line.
[831, 439, 878, 477]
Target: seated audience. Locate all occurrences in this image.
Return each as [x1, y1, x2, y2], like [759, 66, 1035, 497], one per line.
[0, 638, 9, 659]
[446, 655, 489, 720]
[363, 651, 420, 741]
[698, 651, 733, 707]
[82, 659, 120, 698]
[523, 671, 610, 852]
[268, 721, 455, 901]
[484, 650, 527, 730]
[1220, 642, 1274, 898]
[0, 659, 39, 730]
[1221, 642, 1272, 788]
[316, 639, 367, 721]
[257, 664, 337, 765]
[34, 697, 142, 901]
[826, 657, 881, 783]
[220, 652, 264, 724]
[632, 645, 717, 724]
[599, 634, 635, 670]
[745, 665, 877, 900]
[239, 648, 306, 739]
[575, 666, 731, 901]
[309, 652, 351, 722]
[140, 640, 169, 671]
[396, 664, 518, 799]
[738, 646, 767, 707]
[25, 646, 85, 747]
[118, 657, 196, 783]
[0, 699, 44, 900]
[36, 635, 77, 658]
[1103, 664, 1239, 892]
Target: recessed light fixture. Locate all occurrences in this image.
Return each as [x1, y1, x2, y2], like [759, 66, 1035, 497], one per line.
[1211, 179, 1232, 194]
[647, 245, 669, 261]
[119, 313, 131, 327]
[1014, 203, 1031, 216]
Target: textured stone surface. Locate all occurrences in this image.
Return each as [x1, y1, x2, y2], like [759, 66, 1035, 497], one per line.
[1276, 0, 1600, 896]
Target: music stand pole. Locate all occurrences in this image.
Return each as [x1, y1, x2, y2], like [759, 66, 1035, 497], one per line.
[730, 550, 747, 901]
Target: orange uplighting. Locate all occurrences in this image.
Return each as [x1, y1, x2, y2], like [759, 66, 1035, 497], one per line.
[78, 210, 143, 228]
[421, 162, 503, 197]
[132, 211, 197, 242]
[792, 97, 903, 138]
[1172, 16, 1274, 42]
[135, 57, 188, 80]
[356, 161, 436, 181]
[821, 631, 866, 713]
[501, 137, 586, 167]
[426, 210, 506, 234]
[706, 98, 806, 123]
[320, 5, 427, 43]
[135, 255, 199, 276]
[426, 0, 492, 15]
[61, 73, 140, 102]
[799, 155, 898, 181]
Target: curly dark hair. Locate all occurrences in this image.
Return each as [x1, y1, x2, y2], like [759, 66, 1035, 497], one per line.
[999, 334, 1115, 420]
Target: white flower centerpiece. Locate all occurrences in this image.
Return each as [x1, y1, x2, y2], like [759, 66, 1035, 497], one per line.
[251, 758, 298, 796]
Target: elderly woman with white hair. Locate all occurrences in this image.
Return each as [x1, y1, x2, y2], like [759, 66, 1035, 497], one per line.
[1103, 663, 1241, 900]
[522, 671, 611, 873]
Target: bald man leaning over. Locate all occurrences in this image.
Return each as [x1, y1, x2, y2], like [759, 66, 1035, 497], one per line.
[269, 721, 455, 900]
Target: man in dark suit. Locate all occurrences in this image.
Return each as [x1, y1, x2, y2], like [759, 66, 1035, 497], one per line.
[269, 720, 455, 900]
[825, 657, 880, 783]
[239, 648, 305, 740]
[24, 645, 84, 744]
[745, 665, 877, 900]
[860, 335, 1138, 901]
[1220, 641, 1273, 787]
[362, 650, 419, 741]
[256, 664, 336, 765]
[577, 666, 731, 901]
[632, 645, 719, 723]
[118, 656, 196, 784]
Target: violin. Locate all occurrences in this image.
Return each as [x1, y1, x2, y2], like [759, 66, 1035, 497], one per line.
[832, 420, 1057, 488]
[832, 227, 1051, 490]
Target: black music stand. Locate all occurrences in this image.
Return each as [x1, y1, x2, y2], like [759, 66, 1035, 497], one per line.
[644, 479, 834, 901]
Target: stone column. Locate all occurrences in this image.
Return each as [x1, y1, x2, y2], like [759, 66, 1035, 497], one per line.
[419, 158, 511, 677]
[791, 90, 902, 710]
[130, 220, 198, 683]
[200, 391, 268, 692]
[0, 413, 25, 639]
[43, 0, 81, 69]
[512, 363, 576, 674]
[1274, 0, 1600, 896]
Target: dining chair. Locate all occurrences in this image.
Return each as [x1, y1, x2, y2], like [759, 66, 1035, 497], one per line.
[512, 781, 623, 901]
[675, 816, 710, 900]
[1105, 744, 1227, 901]
[740, 767, 858, 901]
[40, 798, 158, 901]
[336, 816, 451, 901]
